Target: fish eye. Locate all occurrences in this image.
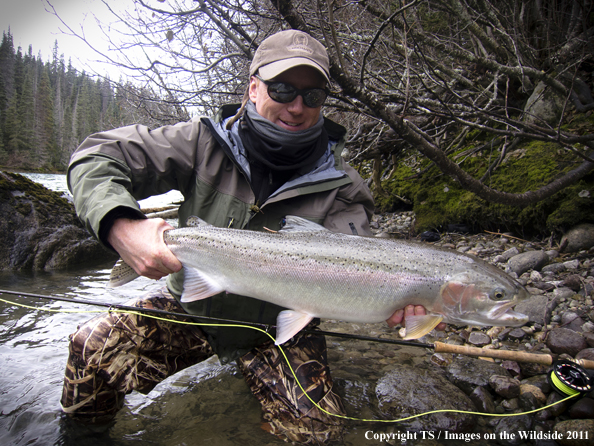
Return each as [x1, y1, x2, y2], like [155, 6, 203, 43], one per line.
[491, 288, 507, 300]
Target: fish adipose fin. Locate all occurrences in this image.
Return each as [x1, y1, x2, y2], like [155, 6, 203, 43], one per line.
[180, 266, 225, 303]
[108, 259, 140, 288]
[280, 215, 330, 233]
[275, 310, 314, 345]
[401, 314, 444, 340]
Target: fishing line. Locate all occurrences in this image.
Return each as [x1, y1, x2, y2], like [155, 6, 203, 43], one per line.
[0, 290, 584, 424]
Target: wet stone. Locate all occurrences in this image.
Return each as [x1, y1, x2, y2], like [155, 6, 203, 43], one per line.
[554, 419, 594, 446]
[546, 328, 589, 357]
[469, 386, 496, 414]
[446, 356, 510, 395]
[468, 331, 491, 346]
[495, 415, 533, 446]
[569, 397, 594, 419]
[376, 364, 476, 432]
[489, 375, 521, 399]
[507, 250, 549, 276]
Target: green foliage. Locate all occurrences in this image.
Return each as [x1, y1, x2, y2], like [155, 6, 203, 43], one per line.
[377, 131, 594, 237]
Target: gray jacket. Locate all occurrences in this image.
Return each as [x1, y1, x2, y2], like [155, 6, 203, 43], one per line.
[68, 104, 374, 361]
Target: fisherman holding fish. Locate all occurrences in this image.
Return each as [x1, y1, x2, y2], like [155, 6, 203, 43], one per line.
[62, 29, 448, 443]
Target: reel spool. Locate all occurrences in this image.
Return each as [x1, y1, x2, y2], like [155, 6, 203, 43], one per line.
[548, 359, 593, 397]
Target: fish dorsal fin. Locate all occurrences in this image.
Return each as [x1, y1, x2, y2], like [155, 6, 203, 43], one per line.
[180, 266, 225, 303]
[280, 215, 330, 233]
[401, 314, 444, 340]
[185, 216, 211, 228]
[275, 310, 314, 345]
[108, 259, 140, 288]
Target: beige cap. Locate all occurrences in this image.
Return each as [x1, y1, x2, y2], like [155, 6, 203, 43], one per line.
[250, 30, 330, 83]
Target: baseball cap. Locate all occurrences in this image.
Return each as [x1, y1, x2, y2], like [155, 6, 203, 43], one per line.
[249, 30, 330, 83]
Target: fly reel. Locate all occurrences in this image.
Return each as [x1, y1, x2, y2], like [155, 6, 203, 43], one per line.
[548, 359, 593, 397]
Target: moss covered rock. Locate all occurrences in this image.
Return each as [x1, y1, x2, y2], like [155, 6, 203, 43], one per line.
[375, 127, 594, 237]
[0, 171, 116, 270]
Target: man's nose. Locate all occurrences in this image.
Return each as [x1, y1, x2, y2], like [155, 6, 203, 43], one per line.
[286, 94, 305, 113]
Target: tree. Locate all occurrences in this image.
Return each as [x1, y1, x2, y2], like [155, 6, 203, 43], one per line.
[49, 0, 593, 210]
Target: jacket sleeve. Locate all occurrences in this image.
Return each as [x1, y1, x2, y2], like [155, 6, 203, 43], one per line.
[323, 163, 375, 237]
[67, 118, 203, 245]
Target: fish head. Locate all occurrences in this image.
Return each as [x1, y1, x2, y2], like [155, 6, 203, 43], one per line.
[438, 263, 530, 327]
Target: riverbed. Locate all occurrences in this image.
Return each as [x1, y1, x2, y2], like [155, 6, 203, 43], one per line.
[1, 173, 592, 445]
[0, 174, 386, 445]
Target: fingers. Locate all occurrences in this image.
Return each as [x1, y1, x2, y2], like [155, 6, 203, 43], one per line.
[108, 218, 182, 280]
[386, 305, 446, 331]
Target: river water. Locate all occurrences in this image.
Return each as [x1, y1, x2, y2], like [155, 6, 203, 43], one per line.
[0, 174, 384, 446]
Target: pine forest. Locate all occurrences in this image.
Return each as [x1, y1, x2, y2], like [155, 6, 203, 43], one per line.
[0, 30, 184, 172]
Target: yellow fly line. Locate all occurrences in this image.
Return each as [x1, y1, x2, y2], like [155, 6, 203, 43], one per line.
[0, 296, 580, 423]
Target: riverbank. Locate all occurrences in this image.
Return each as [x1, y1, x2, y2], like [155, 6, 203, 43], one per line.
[318, 211, 594, 444]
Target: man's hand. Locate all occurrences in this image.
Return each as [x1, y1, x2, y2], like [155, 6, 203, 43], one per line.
[107, 218, 182, 280]
[386, 305, 447, 331]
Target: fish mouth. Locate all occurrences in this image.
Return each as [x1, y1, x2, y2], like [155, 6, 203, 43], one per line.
[489, 300, 529, 325]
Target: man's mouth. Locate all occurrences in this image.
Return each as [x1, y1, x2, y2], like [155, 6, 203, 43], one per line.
[280, 119, 302, 129]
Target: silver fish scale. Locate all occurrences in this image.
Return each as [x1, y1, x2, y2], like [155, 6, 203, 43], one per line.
[163, 224, 513, 324]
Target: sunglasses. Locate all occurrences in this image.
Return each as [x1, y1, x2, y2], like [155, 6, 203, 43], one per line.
[255, 74, 328, 108]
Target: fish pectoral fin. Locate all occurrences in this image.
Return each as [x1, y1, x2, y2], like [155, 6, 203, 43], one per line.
[108, 259, 140, 288]
[401, 314, 444, 340]
[180, 266, 225, 302]
[275, 310, 314, 345]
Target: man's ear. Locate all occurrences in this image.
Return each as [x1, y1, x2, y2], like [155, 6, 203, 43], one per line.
[248, 76, 259, 102]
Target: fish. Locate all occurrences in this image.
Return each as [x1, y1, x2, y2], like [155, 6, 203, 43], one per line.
[109, 215, 530, 345]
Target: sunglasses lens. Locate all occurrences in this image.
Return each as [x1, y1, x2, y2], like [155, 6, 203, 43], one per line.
[268, 83, 297, 103]
[267, 82, 327, 108]
[303, 89, 327, 108]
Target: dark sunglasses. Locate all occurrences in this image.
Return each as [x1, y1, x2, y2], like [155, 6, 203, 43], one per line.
[255, 74, 328, 108]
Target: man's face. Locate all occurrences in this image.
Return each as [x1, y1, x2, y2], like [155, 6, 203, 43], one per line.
[249, 65, 326, 132]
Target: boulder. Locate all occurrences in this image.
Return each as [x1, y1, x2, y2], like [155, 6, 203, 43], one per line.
[0, 171, 116, 270]
[560, 223, 594, 253]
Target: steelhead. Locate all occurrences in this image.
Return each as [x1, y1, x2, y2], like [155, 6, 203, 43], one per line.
[109, 216, 530, 345]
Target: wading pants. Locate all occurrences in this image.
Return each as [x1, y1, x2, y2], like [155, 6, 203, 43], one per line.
[60, 287, 345, 444]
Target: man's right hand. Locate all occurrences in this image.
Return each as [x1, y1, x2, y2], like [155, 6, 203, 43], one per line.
[107, 218, 182, 280]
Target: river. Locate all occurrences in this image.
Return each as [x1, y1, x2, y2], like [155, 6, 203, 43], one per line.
[0, 174, 380, 446]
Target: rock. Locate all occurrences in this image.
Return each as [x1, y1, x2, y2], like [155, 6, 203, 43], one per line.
[507, 328, 528, 340]
[468, 331, 491, 346]
[561, 311, 586, 332]
[502, 246, 521, 260]
[538, 391, 571, 420]
[546, 328, 588, 357]
[569, 397, 594, 419]
[376, 364, 476, 432]
[554, 419, 594, 446]
[576, 348, 594, 362]
[469, 386, 496, 414]
[507, 250, 549, 276]
[542, 262, 566, 274]
[519, 383, 546, 410]
[524, 81, 565, 126]
[562, 275, 583, 292]
[495, 415, 533, 446]
[489, 375, 521, 399]
[514, 295, 552, 326]
[0, 171, 116, 270]
[560, 223, 594, 253]
[446, 356, 510, 395]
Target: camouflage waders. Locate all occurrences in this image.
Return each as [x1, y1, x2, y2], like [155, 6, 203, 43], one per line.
[61, 287, 345, 443]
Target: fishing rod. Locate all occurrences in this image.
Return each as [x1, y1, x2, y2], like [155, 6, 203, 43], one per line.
[2, 288, 593, 404]
[2, 288, 594, 368]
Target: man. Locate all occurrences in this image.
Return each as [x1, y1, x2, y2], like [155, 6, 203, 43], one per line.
[62, 29, 438, 443]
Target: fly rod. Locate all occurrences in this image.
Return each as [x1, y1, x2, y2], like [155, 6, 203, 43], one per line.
[2, 288, 593, 370]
